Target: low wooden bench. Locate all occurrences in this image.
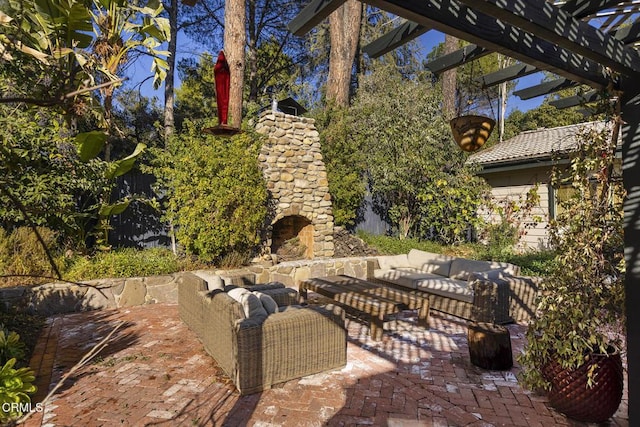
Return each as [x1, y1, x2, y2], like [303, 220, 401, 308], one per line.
[299, 275, 429, 341]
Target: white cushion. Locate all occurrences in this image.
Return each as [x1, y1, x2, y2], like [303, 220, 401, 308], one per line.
[254, 291, 278, 314]
[414, 277, 474, 303]
[192, 271, 224, 291]
[407, 249, 454, 276]
[227, 288, 268, 318]
[449, 258, 497, 281]
[377, 254, 411, 270]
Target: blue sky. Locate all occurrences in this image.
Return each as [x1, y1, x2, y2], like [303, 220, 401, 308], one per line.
[418, 31, 545, 114]
[127, 29, 545, 115]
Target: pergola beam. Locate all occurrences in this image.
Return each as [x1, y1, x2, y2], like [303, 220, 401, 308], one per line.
[560, 0, 626, 18]
[287, 0, 346, 36]
[548, 89, 600, 108]
[455, 0, 640, 77]
[363, 0, 609, 88]
[362, 21, 429, 58]
[476, 63, 538, 88]
[514, 78, 579, 100]
[424, 44, 490, 75]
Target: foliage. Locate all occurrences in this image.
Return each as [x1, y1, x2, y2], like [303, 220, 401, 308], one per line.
[480, 185, 541, 258]
[0, 109, 110, 243]
[0, 0, 170, 114]
[0, 312, 44, 369]
[503, 103, 584, 141]
[0, 358, 36, 423]
[0, 227, 66, 288]
[357, 232, 445, 255]
[519, 120, 625, 390]
[174, 53, 217, 127]
[313, 105, 367, 228]
[152, 120, 269, 262]
[181, 0, 305, 104]
[64, 247, 181, 280]
[0, 327, 25, 367]
[349, 66, 488, 242]
[489, 249, 556, 277]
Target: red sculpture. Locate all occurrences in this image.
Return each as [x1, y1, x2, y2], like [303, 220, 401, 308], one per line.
[214, 50, 230, 125]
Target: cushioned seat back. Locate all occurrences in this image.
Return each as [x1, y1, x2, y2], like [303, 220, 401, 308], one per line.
[449, 258, 497, 281]
[407, 249, 454, 276]
[376, 254, 411, 270]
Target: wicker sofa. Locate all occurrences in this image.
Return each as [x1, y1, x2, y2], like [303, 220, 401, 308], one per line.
[178, 272, 347, 395]
[371, 249, 540, 324]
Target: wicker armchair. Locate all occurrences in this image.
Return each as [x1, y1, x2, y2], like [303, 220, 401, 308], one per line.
[178, 272, 347, 395]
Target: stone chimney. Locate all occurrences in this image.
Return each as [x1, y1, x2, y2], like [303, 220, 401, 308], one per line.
[255, 111, 334, 259]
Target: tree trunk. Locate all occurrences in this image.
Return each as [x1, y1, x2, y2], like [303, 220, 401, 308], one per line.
[442, 34, 458, 120]
[327, 0, 362, 107]
[224, 0, 246, 128]
[164, 0, 178, 141]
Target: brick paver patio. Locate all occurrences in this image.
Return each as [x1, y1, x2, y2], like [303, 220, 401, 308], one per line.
[22, 303, 628, 426]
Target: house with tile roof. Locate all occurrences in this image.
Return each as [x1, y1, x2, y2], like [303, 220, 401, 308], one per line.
[466, 121, 621, 250]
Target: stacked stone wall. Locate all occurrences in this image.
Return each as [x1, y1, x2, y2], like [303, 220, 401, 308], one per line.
[0, 257, 378, 316]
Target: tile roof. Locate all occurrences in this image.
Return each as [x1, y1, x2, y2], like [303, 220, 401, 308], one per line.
[466, 121, 614, 167]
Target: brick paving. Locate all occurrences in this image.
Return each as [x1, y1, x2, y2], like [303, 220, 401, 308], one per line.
[22, 303, 628, 427]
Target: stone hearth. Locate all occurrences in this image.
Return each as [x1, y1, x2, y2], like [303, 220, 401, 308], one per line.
[256, 111, 334, 259]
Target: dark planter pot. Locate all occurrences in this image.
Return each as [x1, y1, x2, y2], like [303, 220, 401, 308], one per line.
[542, 348, 624, 423]
[449, 115, 495, 152]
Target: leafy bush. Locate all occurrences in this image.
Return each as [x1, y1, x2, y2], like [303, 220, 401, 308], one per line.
[0, 328, 26, 366]
[152, 120, 269, 262]
[314, 105, 367, 228]
[0, 312, 44, 369]
[0, 358, 36, 423]
[0, 227, 64, 287]
[64, 248, 182, 281]
[349, 66, 489, 242]
[0, 108, 111, 250]
[357, 233, 444, 255]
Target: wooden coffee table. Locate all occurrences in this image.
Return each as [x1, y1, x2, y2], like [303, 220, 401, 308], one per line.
[300, 275, 429, 341]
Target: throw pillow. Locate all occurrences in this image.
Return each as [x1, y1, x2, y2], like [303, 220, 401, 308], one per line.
[227, 288, 268, 318]
[192, 272, 224, 291]
[253, 291, 278, 314]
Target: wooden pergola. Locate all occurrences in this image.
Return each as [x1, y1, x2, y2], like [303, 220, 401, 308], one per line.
[290, 1, 640, 423]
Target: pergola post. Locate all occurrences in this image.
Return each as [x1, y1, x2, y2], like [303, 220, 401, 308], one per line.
[621, 77, 640, 424]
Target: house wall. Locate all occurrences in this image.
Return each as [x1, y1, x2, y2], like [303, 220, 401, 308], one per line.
[479, 165, 553, 250]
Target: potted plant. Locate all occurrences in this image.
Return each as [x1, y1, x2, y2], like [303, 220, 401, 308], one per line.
[519, 119, 626, 423]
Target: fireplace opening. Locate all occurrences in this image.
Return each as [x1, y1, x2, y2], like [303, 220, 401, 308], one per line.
[271, 215, 314, 260]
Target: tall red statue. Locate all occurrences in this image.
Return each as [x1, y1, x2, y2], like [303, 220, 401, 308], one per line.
[214, 50, 230, 125]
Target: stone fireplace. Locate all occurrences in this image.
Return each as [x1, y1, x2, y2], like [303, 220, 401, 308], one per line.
[256, 111, 334, 259]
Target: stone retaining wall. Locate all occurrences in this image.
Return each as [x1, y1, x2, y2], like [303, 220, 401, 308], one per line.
[1, 257, 377, 316]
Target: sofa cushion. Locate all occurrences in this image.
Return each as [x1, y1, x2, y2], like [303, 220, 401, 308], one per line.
[221, 273, 256, 287]
[192, 271, 224, 291]
[377, 254, 411, 270]
[228, 288, 268, 318]
[414, 277, 474, 303]
[449, 258, 498, 281]
[253, 291, 278, 314]
[374, 268, 419, 289]
[407, 249, 454, 276]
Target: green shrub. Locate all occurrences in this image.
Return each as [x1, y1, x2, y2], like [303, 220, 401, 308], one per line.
[0, 328, 25, 366]
[0, 358, 36, 423]
[65, 248, 181, 281]
[357, 233, 444, 255]
[153, 120, 269, 262]
[0, 227, 64, 287]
